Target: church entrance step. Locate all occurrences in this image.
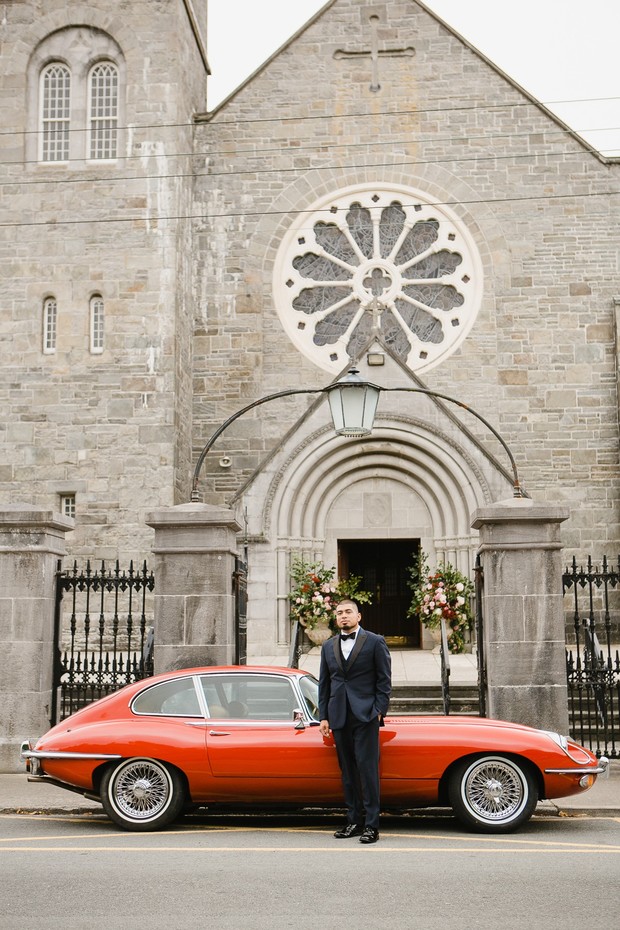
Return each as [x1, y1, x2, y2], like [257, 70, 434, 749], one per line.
[390, 684, 481, 716]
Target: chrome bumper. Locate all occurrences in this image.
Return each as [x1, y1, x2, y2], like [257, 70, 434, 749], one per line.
[545, 756, 609, 777]
[21, 739, 121, 775]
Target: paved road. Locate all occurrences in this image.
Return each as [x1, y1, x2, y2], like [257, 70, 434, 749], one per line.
[1, 810, 619, 930]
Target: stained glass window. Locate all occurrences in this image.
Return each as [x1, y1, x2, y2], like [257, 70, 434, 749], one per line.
[274, 185, 482, 374]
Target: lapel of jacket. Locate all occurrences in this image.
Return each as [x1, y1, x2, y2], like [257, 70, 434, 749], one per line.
[346, 629, 367, 669]
[331, 635, 343, 672]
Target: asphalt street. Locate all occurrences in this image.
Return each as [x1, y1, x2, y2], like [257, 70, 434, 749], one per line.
[1, 810, 619, 930]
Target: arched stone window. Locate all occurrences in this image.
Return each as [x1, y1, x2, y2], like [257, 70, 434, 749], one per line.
[40, 64, 71, 162]
[88, 63, 119, 160]
[27, 27, 125, 164]
[43, 297, 57, 353]
[90, 294, 105, 353]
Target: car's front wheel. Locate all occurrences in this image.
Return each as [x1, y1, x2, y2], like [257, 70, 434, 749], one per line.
[101, 758, 186, 832]
[448, 754, 538, 833]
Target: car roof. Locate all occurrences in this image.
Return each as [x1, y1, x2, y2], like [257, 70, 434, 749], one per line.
[144, 665, 308, 684]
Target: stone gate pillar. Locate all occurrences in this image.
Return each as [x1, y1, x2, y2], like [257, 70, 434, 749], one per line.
[145, 503, 242, 671]
[471, 498, 570, 734]
[0, 505, 74, 772]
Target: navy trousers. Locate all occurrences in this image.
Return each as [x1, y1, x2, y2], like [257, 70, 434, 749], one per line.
[332, 713, 381, 829]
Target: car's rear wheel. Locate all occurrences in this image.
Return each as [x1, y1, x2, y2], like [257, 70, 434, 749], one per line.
[448, 754, 538, 833]
[101, 758, 186, 832]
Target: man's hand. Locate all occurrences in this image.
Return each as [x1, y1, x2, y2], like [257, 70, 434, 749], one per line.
[319, 719, 331, 737]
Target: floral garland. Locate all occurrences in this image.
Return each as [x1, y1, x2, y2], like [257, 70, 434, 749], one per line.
[407, 551, 474, 653]
[288, 557, 372, 631]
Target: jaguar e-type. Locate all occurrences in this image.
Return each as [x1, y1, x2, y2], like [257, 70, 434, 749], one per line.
[21, 666, 608, 833]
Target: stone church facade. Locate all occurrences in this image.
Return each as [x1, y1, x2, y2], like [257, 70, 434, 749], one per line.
[1, 0, 619, 659]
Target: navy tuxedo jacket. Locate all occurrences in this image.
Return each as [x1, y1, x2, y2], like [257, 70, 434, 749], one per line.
[318, 628, 392, 730]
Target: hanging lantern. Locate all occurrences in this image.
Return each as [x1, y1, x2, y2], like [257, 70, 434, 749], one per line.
[325, 368, 381, 437]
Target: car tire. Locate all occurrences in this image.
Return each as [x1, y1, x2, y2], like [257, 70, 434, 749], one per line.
[448, 754, 538, 833]
[101, 757, 186, 832]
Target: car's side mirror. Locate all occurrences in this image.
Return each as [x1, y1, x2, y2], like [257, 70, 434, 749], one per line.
[293, 709, 305, 730]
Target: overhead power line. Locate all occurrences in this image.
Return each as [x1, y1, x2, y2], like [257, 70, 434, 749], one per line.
[1, 188, 617, 231]
[1, 94, 618, 140]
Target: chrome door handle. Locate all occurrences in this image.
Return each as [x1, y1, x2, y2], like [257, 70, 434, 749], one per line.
[209, 730, 231, 736]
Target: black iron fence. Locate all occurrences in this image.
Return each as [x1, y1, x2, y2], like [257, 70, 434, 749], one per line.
[564, 555, 620, 758]
[53, 559, 155, 722]
[233, 557, 248, 665]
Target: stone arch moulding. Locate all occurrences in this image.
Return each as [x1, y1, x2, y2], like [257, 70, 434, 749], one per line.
[238, 409, 501, 653]
[276, 429, 485, 544]
[240, 415, 492, 549]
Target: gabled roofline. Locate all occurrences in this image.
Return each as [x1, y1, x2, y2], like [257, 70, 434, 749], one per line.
[195, 0, 615, 164]
[198, 0, 336, 119]
[182, 0, 210, 75]
[413, 1, 613, 165]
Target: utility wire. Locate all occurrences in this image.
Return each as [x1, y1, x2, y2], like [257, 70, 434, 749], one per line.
[1, 94, 618, 139]
[1, 188, 617, 231]
[2, 144, 616, 191]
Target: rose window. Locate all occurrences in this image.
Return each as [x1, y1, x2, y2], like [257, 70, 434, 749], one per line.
[273, 185, 483, 374]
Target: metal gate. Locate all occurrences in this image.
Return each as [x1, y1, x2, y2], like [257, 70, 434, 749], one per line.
[52, 559, 155, 723]
[564, 555, 620, 758]
[233, 556, 247, 665]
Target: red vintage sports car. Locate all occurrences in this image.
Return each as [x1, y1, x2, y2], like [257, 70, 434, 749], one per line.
[22, 666, 608, 833]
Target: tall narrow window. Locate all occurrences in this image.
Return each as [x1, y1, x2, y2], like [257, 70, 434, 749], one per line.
[43, 297, 58, 353]
[41, 64, 71, 162]
[89, 63, 118, 160]
[90, 295, 105, 353]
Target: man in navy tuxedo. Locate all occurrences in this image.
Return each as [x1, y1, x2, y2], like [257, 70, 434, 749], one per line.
[318, 598, 392, 844]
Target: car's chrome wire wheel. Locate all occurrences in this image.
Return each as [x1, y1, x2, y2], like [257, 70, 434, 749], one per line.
[461, 757, 528, 822]
[109, 759, 173, 822]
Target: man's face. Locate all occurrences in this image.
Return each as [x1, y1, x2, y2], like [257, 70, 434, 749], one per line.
[336, 601, 361, 632]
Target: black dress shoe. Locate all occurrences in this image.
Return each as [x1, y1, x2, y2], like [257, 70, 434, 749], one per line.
[359, 827, 379, 844]
[334, 822, 363, 838]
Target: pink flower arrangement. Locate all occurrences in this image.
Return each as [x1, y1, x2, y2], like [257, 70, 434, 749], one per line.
[408, 552, 474, 653]
[288, 558, 372, 631]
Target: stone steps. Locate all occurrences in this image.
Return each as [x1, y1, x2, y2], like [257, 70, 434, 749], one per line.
[390, 684, 481, 716]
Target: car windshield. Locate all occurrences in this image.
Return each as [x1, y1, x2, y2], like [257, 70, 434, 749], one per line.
[298, 674, 319, 720]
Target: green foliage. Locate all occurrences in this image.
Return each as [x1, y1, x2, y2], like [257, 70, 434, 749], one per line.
[288, 557, 373, 631]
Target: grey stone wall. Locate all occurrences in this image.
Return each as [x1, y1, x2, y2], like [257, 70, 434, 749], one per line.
[193, 0, 620, 557]
[0, 0, 208, 561]
[0, 0, 618, 666]
[472, 499, 570, 734]
[0, 506, 73, 772]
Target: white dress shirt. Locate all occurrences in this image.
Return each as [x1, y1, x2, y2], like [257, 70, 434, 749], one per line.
[340, 626, 360, 659]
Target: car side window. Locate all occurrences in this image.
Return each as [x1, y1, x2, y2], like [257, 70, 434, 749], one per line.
[199, 674, 299, 720]
[132, 679, 202, 716]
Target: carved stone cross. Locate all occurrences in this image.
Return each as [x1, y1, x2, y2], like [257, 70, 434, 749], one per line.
[334, 14, 415, 92]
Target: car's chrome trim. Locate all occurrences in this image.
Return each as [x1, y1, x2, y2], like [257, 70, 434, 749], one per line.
[22, 749, 122, 761]
[26, 774, 101, 801]
[185, 719, 300, 728]
[544, 756, 609, 776]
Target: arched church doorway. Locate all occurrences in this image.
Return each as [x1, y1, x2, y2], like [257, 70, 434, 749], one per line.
[338, 538, 421, 647]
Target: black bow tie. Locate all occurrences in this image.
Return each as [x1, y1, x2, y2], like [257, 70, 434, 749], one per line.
[340, 632, 356, 641]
